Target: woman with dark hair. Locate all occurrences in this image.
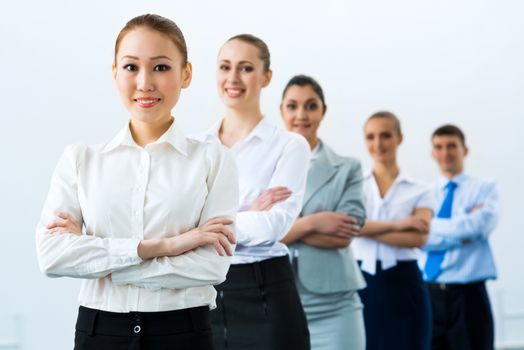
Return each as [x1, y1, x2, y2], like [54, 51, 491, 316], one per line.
[280, 74, 367, 350]
[193, 35, 311, 350]
[36, 14, 238, 349]
[353, 111, 433, 350]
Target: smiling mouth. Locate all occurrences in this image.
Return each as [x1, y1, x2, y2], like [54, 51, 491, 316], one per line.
[134, 98, 161, 108]
[225, 88, 245, 97]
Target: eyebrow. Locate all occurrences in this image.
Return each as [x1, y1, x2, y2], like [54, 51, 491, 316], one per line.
[120, 55, 173, 61]
[219, 59, 254, 65]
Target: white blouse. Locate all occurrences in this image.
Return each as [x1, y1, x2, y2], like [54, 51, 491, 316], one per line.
[35, 122, 239, 312]
[353, 170, 433, 275]
[194, 117, 310, 264]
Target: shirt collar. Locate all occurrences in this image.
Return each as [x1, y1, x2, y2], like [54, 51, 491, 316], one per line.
[363, 169, 415, 185]
[437, 172, 467, 189]
[102, 120, 188, 156]
[203, 116, 273, 144]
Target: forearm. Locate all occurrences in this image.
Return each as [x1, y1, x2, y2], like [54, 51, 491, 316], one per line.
[281, 216, 314, 245]
[36, 231, 142, 279]
[372, 231, 428, 248]
[112, 245, 232, 289]
[301, 232, 351, 249]
[360, 220, 400, 236]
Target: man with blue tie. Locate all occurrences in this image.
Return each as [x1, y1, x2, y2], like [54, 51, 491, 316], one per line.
[422, 124, 499, 350]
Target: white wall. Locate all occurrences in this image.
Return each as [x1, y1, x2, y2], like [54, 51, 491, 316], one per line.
[1, 0, 523, 348]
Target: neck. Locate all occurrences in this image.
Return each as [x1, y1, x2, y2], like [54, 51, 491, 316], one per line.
[308, 137, 319, 150]
[373, 160, 399, 180]
[130, 116, 174, 148]
[220, 107, 263, 142]
[442, 168, 463, 180]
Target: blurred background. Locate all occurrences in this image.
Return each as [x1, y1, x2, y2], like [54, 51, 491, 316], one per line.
[1, 0, 523, 349]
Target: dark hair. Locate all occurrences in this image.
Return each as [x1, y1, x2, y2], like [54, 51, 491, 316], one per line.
[432, 124, 466, 145]
[114, 14, 188, 66]
[281, 75, 326, 111]
[366, 111, 402, 135]
[225, 34, 270, 72]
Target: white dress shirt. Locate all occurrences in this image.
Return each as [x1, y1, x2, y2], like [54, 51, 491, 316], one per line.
[353, 170, 434, 275]
[192, 117, 310, 264]
[420, 173, 499, 283]
[36, 122, 239, 312]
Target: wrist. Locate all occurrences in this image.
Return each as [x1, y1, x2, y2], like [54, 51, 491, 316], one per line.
[138, 238, 168, 260]
[302, 215, 317, 234]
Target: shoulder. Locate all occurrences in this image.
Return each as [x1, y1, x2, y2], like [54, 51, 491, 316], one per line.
[323, 143, 362, 170]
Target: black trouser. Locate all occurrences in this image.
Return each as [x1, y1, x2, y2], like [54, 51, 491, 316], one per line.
[74, 305, 213, 350]
[210, 255, 310, 350]
[358, 260, 432, 350]
[427, 281, 494, 350]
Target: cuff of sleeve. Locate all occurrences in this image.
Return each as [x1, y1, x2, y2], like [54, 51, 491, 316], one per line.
[109, 238, 143, 266]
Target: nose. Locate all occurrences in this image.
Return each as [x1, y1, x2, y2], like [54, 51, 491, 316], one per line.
[296, 107, 307, 120]
[137, 70, 154, 92]
[226, 68, 241, 85]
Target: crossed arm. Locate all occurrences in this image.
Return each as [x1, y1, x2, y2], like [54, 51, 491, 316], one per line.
[358, 208, 433, 248]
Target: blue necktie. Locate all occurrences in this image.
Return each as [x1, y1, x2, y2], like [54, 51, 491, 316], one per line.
[424, 181, 458, 281]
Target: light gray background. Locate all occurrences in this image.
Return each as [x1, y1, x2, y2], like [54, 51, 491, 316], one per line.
[1, 1, 523, 349]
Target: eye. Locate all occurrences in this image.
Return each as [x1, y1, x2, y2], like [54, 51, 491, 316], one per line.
[123, 64, 138, 72]
[380, 132, 392, 140]
[154, 64, 171, 72]
[306, 101, 319, 111]
[285, 103, 297, 111]
[240, 66, 254, 73]
[365, 134, 374, 140]
[219, 64, 230, 71]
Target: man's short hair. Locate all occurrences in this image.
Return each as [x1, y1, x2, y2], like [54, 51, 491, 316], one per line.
[432, 124, 466, 145]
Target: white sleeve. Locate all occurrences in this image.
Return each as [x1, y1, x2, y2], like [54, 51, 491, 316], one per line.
[111, 142, 239, 289]
[235, 136, 310, 247]
[35, 145, 142, 279]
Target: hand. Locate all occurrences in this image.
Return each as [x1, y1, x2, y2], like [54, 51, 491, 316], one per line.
[469, 203, 484, 213]
[395, 216, 429, 233]
[309, 212, 359, 237]
[46, 212, 82, 236]
[249, 187, 292, 211]
[165, 218, 236, 257]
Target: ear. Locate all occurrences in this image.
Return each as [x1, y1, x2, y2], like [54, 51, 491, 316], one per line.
[181, 62, 193, 89]
[261, 68, 273, 88]
[279, 103, 284, 117]
[112, 63, 117, 81]
[398, 133, 404, 145]
[463, 145, 469, 157]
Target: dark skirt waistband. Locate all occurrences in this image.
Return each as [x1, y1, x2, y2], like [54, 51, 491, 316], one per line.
[76, 305, 210, 337]
[217, 255, 294, 290]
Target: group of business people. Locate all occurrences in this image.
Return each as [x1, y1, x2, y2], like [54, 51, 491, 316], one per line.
[35, 13, 499, 350]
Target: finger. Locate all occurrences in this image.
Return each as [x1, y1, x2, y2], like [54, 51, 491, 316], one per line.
[264, 186, 290, 193]
[217, 234, 233, 256]
[57, 212, 71, 220]
[47, 219, 67, 229]
[342, 216, 358, 224]
[49, 227, 66, 235]
[205, 218, 234, 226]
[204, 224, 236, 244]
[212, 238, 225, 256]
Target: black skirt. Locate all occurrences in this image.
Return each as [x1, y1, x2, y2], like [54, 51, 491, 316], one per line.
[74, 305, 213, 350]
[210, 255, 310, 350]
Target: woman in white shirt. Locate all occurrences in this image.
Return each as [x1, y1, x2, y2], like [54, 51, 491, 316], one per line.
[35, 14, 238, 350]
[193, 34, 311, 350]
[352, 111, 433, 350]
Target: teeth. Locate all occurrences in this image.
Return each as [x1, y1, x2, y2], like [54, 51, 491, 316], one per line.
[227, 89, 242, 94]
[137, 99, 157, 104]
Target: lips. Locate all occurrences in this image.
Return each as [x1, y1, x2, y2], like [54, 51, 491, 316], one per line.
[225, 88, 245, 98]
[134, 97, 161, 108]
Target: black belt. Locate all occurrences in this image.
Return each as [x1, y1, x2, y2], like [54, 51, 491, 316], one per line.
[426, 281, 485, 291]
[76, 305, 210, 337]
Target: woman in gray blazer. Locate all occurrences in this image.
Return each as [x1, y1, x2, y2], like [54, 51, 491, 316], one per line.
[280, 75, 366, 350]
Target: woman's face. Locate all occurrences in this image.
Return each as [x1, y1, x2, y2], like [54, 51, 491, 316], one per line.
[112, 27, 192, 124]
[364, 118, 402, 164]
[216, 39, 271, 111]
[280, 85, 325, 144]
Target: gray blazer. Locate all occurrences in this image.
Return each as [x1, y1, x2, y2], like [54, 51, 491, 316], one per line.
[290, 141, 366, 294]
